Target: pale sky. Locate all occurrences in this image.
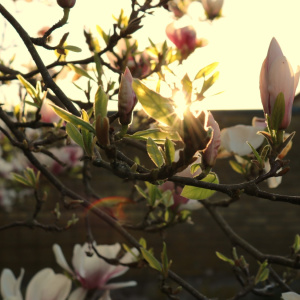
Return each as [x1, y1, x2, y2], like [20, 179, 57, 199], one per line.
[1, 0, 300, 111]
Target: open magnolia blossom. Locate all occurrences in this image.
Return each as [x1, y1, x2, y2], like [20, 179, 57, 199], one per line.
[0, 268, 71, 300]
[282, 292, 300, 300]
[219, 124, 265, 157]
[259, 37, 300, 129]
[53, 243, 137, 298]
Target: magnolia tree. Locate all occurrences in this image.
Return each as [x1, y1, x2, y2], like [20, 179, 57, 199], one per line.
[0, 0, 300, 299]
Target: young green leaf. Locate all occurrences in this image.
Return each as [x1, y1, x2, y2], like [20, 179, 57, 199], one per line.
[17, 74, 37, 99]
[246, 142, 263, 167]
[66, 123, 84, 149]
[147, 137, 164, 168]
[64, 45, 82, 52]
[181, 173, 219, 200]
[145, 181, 159, 207]
[293, 234, 300, 254]
[132, 79, 176, 127]
[141, 248, 162, 272]
[135, 185, 148, 199]
[229, 160, 244, 175]
[164, 138, 175, 165]
[12, 173, 32, 187]
[216, 251, 235, 266]
[255, 260, 269, 285]
[51, 104, 95, 133]
[181, 74, 192, 104]
[94, 86, 108, 119]
[194, 62, 219, 80]
[139, 237, 147, 249]
[200, 71, 219, 95]
[190, 163, 201, 175]
[68, 64, 95, 81]
[96, 25, 110, 45]
[128, 129, 181, 144]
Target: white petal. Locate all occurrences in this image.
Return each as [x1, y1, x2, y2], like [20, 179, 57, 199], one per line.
[26, 269, 71, 300]
[68, 287, 87, 300]
[98, 290, 112, 300]
[53, 244, 74, 275]
[221, 125, 264, 156]
[179, 199, 203, 211]
[43, 274, 71, 300]
[72, 244, 87, 278]
[103, 281, 137, 290]
[265, 161, 282, 188]
[26, 268, 52, 300]
[282, 292, 300, 300]
[0, 269, 24, 300]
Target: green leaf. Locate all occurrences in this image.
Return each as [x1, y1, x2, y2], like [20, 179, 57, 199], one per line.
[147, 137, 164, 167]
[190, 163, 201, 175]
[12, 173, 32, 187]
[127, 129, 181, 144]
[160, 190, 173, 207]
[96, 25, 110, 45]
[181, 173, 219, 200]
[24, 167, 36, 186]
[64, 45, 82, 52]
[139, 237, 147, 249]
[145, 181, 160, 206]
[94, 86, 108, 118]
[255, 260, 269, 284]
[229, 160, 244, 175]
[200, 71, 219, 95]
[293, 234, 300, 254]
[141, 248, 162, 272]
[66, 123, 84, 149]
[51, 104, 95, 133]
[17, 74, 37, 99]
[271, 92, 285, 130]
[135, 185, 148, 199]
[194, 62, 219, 80]
[247, 142, 263, 167]
[161, 242, 170, 278]
[132, 79, 176, 127]
[164, 138, 175, 165]
[181, 74, 192, 103]
[216, 251, 235, 266]
[94, 53, 103, 82]
[68, 64, 95, 81]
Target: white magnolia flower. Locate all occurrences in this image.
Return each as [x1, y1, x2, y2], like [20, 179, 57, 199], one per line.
[282, 292, 300, 300]
[0, 268, 71, 300]
[220, 124, 264, 157]
[53, 243, 137, 299]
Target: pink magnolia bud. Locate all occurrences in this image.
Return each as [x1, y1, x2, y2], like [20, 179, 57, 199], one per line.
[166, 22, 197, 59]
[202, 0, 224, 19]
[118, 67, 137, 125]
[259, 38, 300, 129]
[202, 112, 221, 167]
[57, 0, 76, 8]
